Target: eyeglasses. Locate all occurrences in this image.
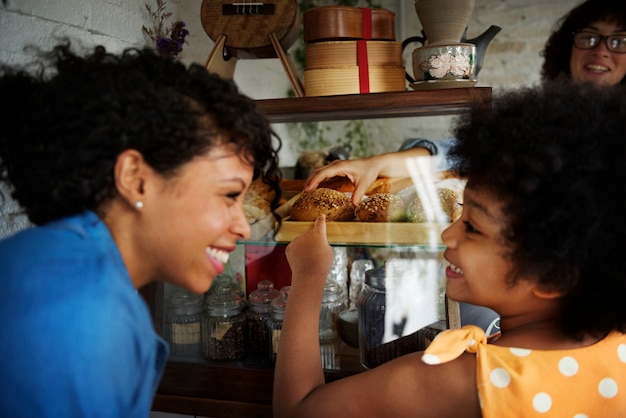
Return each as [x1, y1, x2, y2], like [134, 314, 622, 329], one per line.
[573, 31, 626, 53]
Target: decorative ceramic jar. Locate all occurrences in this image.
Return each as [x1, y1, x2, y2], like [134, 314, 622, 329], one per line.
[411, 43, 476, 81]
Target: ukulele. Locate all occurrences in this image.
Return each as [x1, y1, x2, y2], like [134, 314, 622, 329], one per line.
[201, 0, 301, 59]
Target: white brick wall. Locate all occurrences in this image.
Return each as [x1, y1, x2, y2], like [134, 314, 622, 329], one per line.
[0, 0, 582, 238]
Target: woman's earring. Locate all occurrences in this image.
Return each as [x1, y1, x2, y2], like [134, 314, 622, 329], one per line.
[134, 201, 144, 209]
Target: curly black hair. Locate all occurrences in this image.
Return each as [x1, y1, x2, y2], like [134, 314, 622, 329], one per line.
[541, 0, 626, 84]
[0, 43, 282, 225]
[449, 81, 626, 340]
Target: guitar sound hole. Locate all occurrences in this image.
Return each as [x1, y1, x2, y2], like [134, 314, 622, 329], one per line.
[222, 3, 275, 15]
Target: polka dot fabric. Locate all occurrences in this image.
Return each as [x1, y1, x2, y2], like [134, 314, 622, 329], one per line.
[423, 325, 626, 417]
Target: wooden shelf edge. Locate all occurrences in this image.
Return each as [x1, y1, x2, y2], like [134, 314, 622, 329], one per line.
[152, 394, 273, 418]
[255, 87, 492, 123]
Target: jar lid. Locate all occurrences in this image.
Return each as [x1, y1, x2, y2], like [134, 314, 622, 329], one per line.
[364, 267, 385, 290]
[206, 284, 242, 311]
[249, 280, 280, 306]
[168, 289, 205, 308]
[271, 285, 291, 312]
[322, 279, 341, 302]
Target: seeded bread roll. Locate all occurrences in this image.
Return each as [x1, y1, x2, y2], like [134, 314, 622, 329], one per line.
[355, 193, 405, 222]
[289, 188, 355, 221]
[406, 187, 462, 223]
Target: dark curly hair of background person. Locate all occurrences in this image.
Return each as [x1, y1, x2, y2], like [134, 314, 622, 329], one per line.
[0, 43, 282, 225]
[449, 81, 626, 341]
[541, 0, 626, 85]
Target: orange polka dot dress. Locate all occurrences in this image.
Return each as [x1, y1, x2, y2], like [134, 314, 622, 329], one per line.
[422, 325, 626, 417]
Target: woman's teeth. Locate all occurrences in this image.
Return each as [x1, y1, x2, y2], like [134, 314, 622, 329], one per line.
[206, 247, 229, 264]
[585, 64, 608, 72]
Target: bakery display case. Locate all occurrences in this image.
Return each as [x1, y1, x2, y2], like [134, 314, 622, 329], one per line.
[143, 87, 491, 417]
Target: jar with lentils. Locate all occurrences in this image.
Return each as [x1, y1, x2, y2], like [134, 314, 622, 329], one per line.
[203, 284, 246, 361]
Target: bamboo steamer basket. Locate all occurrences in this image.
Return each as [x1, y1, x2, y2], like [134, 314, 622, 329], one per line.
[304, 66, 406, 97]
[303, 6, 396, 42]
[306, 41, 402, 67]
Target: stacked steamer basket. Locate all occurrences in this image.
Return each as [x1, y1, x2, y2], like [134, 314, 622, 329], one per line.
[303, 6, 406, 96]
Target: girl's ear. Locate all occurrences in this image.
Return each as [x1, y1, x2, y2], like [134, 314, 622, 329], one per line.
[532, 285, 563, 300]
[114, 149, 148, 209]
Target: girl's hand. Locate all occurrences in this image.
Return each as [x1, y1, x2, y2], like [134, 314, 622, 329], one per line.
[286, 214, 334, 281]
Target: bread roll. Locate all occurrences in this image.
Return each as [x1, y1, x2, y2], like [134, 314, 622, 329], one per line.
[289, 188, 355, 221]
[243, 177, 275, 224]
[355, 193, 405, 222]
[406, 187, 462, 223]
[247, 177, 276, 203]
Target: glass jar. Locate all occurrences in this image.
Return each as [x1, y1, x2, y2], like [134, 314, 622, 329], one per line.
[349, 259, 375, 309]
[319, 279, 346, 342]
[246, 280, 280, 356]
[202, 284, 246, 361]
[165, 289, 204, 359]
[266, 286, 290, 362]
[327, 247, 349, 302]
[358, 266, 419, 369]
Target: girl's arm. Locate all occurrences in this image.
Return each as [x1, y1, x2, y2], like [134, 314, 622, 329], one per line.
[272, 215, 481, 418]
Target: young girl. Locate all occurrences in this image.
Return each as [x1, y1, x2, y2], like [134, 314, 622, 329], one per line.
[274, 82, 626, 417]
[0, 44, 281, 417]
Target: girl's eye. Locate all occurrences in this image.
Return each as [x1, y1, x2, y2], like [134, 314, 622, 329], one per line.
[463, 220, 479, 234]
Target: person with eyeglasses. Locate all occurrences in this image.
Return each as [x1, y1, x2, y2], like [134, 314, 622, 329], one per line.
[542, 0, 626, 87]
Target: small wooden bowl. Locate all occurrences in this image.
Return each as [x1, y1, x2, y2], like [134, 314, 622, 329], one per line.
[303, 6, 396, 42]
[304, 66, 406, 96]
[306, 41, 402, 68]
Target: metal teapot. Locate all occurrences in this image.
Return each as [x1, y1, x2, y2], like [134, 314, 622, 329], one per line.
[402, 25, 502, 83]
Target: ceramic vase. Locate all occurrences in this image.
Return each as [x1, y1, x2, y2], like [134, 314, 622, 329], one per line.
[414, 0, 475, 46]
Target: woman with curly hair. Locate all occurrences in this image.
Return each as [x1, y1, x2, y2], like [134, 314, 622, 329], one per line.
[0, 44, 281, 417]
[541, 0, 626, 86]
[275, 82, 626, 417]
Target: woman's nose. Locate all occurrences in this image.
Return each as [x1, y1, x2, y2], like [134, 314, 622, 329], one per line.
[233, 205, 252, 240]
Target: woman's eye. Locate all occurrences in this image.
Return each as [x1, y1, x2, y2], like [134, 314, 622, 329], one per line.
[227, 191, 242, 201]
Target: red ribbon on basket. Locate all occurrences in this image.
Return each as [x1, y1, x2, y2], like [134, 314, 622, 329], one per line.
[357, 8, 373, 93]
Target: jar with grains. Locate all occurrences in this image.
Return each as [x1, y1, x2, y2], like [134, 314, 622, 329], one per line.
[203, 284, 246, 361]
[165, 289, 204, 359]
[266, 286, 290, 362]
[246, 280, 280, 356]
[358, 267, 419, 369]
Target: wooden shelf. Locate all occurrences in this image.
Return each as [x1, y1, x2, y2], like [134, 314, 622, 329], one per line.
[256, 87, 492, 123]
[153, 353, 360, 418]
[149, 88, 491, 416]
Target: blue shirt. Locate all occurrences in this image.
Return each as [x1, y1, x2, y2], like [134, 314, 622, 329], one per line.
[0, 211, 168, 417]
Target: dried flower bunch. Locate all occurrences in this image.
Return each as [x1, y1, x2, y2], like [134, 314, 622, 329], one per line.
[142, 0, 189, 58]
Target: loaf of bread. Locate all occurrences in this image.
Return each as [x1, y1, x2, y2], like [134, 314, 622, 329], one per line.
[289, 188, 355, 221]
[355, 193, 405, 222]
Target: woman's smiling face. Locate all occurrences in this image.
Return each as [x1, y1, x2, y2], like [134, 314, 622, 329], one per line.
[137, 143, 254, 294]
[570, 20, 626, 86]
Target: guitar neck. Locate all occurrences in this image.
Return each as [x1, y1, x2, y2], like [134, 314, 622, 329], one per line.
[201, 0, 300, 57]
